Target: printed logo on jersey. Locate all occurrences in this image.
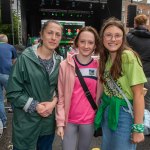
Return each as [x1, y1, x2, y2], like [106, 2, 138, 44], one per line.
[80, 68, 97, 79]
[89, 69, 95, 76]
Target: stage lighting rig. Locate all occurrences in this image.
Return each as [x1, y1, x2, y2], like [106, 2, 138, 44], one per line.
[72, 1, 76, 8]
[89, 3, 93, 9]
[56, 0, 60, 6]
[66, 0, 99, 3]
[40, 0, 45, 7]
[99, 0, 107, 3]
[99, 0, 107, 9]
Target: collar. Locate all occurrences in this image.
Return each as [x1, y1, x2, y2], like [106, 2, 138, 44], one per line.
[66, 52, 77, 67]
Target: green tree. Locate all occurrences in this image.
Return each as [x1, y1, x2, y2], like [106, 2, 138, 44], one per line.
[0, 9, 20, 45]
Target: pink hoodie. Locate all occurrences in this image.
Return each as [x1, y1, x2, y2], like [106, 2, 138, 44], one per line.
[56, 53, 102, 127]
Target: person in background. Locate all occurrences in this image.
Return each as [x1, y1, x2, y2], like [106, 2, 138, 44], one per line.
[74, 28, 80, 36]
[127, 14, 150, 115]
[95, 17, 147, 150]
[66, 28, 73, 37]
[32, 38, 40, 45]
[6, 20, 63, 150]
[26, 34, 32, 47]
[14, 44, 25, 58]
[56, 26, 103, 150]
[0, 34, 17, 128]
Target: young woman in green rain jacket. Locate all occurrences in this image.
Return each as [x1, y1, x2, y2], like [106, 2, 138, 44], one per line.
[6, 20, 63, 150]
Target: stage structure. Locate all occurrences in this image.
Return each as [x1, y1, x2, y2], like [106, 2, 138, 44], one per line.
[19, 0, 122, 46]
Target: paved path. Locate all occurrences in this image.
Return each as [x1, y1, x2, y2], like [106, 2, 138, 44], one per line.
[0, 110, 150, 150]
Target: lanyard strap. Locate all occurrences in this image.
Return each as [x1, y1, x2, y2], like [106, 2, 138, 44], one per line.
[110, 76, 134, 118]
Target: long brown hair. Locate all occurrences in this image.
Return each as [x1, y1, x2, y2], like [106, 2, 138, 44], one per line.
[99, 17, 133, 82]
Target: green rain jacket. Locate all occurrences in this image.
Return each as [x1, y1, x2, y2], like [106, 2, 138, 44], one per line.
[6, 46, 61, 150]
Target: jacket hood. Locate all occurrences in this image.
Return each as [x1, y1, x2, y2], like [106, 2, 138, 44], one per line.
[22, 44, 61, 65]
[129, 26, 150, 38]
[66, 52, 77, 67]
[66, 52, 100, 67]
[22, 45, 40, 65]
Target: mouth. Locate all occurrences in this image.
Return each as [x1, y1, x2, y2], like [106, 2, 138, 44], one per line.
[49, 42, 56, 45]
[83, 48, 91, 51]
[108, 43, 118, 46]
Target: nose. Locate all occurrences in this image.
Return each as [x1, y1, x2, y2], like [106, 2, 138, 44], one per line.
[111, 36, 116, 41]
[52, 34, 56, 40]
[85, 42, 88, 48]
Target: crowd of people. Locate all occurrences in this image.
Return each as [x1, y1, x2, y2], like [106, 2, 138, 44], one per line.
[0, 14, 149, 150]
[0, 34, 17, 129]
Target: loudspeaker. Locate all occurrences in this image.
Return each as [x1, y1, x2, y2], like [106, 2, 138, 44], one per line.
[1, 0, 11, 24]
[126, 5, 137, 28]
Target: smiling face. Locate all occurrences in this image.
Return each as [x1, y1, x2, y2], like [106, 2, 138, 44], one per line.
[77, 31, 96, 57]
[103, 25, 123, 53]
[41, 22, 62, 51]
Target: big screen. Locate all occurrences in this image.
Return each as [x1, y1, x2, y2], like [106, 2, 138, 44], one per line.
[41, 20, 85, 44]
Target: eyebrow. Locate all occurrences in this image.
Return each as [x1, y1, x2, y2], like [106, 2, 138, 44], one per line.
[105, 32, 122, 35]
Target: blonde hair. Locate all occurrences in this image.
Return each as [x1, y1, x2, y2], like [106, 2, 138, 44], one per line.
[0, 34, 8, 43]
[134, 14, 147, 26]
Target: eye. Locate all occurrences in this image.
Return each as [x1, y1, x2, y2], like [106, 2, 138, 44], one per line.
[56, 33, 61, 37]
[104, 33, 112, 40]
[88, 41, 94, 45]
[105, 33, 112, 38]
[115, 34, 123, 39]
[48, 31, 53, 35]
[80, 40, 85, 43]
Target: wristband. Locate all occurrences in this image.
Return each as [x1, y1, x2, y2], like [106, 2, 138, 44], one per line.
[132, 124, 144, 133]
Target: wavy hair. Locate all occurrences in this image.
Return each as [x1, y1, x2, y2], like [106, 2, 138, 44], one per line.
[99, 17, 132, 82]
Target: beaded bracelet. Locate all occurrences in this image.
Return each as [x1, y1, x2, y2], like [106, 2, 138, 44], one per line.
[131, 124, 144, 133]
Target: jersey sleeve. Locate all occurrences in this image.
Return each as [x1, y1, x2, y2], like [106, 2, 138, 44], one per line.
[122, 50, 147, 86]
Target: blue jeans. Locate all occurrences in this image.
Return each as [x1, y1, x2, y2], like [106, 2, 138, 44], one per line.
[0, 73, 8, 127]
[13, 134, 55, 150]
[101, 106, 136, 150]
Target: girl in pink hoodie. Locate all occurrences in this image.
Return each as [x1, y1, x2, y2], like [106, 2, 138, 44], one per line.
[56, 26, 103, 150]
